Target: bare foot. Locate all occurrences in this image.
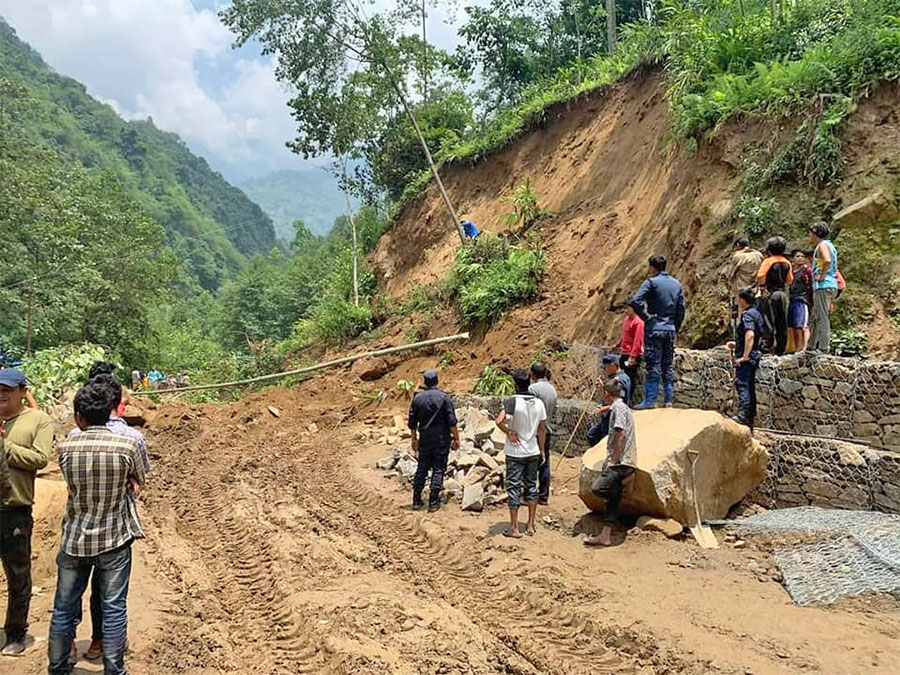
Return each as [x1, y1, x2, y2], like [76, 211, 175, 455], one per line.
[583, 533, 613, 547]
[503, 528, 523, 539]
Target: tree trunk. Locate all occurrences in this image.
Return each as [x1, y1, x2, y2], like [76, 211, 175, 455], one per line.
[606, 0, 617, 53]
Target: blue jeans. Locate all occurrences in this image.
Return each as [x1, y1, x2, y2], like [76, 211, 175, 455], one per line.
[735, 360, 758, 428]
[48, 543, 132, 675]
[586, 414, 610, 448]
[643, 331, 676, 405]
[506, 456, 539, 509]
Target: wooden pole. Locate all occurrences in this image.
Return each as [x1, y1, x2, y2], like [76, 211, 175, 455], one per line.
[26, 282, 33, 357]
[341, 157, 359, 306]
[133, 332, 470, 396]
[554, 385, 598, 471]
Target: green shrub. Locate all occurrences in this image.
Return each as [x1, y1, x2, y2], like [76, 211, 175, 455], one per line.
[503, 178, 551, 230]
[22, 343, 109, 403]
[448, 235, 546, 325]
[300, 297, 374, 345]
[474, 365, 514, 397]
[831, 327, 868, 357]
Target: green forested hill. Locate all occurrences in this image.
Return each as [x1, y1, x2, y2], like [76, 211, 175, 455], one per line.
[0, 18, 276, 291]
[240, 168, 359, 239]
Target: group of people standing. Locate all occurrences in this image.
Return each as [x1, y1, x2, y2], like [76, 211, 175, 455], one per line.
[1, 362, 147, 674]
[727, 221, 842, 428]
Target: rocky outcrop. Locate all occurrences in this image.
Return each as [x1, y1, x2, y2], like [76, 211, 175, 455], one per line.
[579, 408, 767, 523]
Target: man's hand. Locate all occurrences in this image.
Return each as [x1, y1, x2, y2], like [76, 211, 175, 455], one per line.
[735, 356, 749, 365]
[450, 438, 459, 451]
[506, 429, 521, 445]
[128, 477, 142, 498]
[595, 404, 611, 415]
[626, 357, 636, 367]
[410, 438, 419, 458]
[726, 341, 735, 352]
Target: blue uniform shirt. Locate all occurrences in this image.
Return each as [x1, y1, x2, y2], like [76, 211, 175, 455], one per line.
[736, 307, 765, 363]
[408, 387, 457, 451]
[630, 272, 686, 334]
[615, 371, 632, 404]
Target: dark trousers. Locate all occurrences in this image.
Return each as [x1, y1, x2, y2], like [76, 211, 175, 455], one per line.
[413, 445, 449, 506]
[619, 355, 640, 406]
[760, 291, 789, 355]
[644, 331, 676, 405]
[735, 361, 758, 428]
[590, 466, 635, 524]
[1, 505, 33, 642]
[48, 543, 132, 675]
[538, 432, 552, 503]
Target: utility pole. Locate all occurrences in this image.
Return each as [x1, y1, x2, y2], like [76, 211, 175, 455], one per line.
[26, 282, 33, 357]
[421, 0, 428, 103]
[341, 158, 360, 306]
[606, 0, 617, 53]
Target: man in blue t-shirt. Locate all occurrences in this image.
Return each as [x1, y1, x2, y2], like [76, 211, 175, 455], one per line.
[808, 221, 839, 353]
[586, 355, 632, 447]
[727, 287, 766, 430]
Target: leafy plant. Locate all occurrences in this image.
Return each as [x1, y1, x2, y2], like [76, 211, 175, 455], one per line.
[830, 327, 868, 357]
[503, 178, 551, 230]
[22, 343, 109, 403]
[397, 379, 415, 400]
[474, 365, 515, 397]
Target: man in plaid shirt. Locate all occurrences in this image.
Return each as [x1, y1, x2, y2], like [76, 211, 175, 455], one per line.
[48, 381, 146, 675]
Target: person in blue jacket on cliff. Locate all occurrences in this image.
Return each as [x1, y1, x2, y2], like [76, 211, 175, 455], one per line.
[629, 255, 685, 409]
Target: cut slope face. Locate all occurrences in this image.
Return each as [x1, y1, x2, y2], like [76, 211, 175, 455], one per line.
[371, 69, 900, 355]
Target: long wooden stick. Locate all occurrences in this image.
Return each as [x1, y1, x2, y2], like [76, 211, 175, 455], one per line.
[133, 332, 470, 397]
[554, 385, 598, 471]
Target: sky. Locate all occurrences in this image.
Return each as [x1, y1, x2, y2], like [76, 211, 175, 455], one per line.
[0, 0, 468, 184]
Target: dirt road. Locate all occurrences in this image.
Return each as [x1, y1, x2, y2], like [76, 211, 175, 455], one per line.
[4, 388, 900, 674]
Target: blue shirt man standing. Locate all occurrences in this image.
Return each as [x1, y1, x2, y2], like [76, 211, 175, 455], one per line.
[629, 255, 685, 409]
[408, 370, 459, 512]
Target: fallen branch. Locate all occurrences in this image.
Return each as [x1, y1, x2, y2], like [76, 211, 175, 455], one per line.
[133, 333, 470, 397]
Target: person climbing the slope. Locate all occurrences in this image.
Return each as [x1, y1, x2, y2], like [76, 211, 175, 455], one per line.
[495, 370, 546, 538]
[629, 255, 685, 409]
[583, 378, 636, 547]
[459, 218, 481, 240]
[408, 369, 459, 513]
[756, 237, 793, 356]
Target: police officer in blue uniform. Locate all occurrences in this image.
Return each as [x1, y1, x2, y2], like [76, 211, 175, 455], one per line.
[728, 287, 766, 430]
[408, 369, 460, 512]
[629, 255, 686, 409]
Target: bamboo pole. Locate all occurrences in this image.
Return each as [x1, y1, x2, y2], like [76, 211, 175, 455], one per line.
[133, 332, 470, 397]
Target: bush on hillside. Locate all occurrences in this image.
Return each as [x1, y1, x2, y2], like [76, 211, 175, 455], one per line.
[22, 343, 109, 403]
[448, 234, 546, 325]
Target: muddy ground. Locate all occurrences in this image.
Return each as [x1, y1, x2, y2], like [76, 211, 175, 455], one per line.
[3, 387, 900, 674]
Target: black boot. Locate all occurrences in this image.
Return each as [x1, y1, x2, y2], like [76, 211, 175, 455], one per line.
[427, 498, 442, 513]
[413, 491, 425, 511]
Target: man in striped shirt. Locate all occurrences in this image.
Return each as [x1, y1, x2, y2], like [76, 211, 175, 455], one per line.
[48, 382, 145, 675]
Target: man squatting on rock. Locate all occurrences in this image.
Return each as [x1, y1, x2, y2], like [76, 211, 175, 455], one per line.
[408, 369, 459, 512]
[584, 378, 637, 547]
[495, 370, 547, 538]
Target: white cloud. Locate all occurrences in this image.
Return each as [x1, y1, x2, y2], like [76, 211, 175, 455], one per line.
[0, 0, 299, 181]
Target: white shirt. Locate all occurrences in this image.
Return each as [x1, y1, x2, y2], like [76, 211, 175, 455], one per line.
[503, 395, 547, 458]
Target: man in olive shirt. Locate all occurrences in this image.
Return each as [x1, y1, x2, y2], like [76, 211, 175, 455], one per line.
[0, 368, 52, 656]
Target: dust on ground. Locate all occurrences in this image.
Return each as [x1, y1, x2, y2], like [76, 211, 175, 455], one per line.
[4, 387, 899, 674]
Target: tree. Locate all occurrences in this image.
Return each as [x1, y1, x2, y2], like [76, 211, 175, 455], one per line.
[220, 1, 469, 243]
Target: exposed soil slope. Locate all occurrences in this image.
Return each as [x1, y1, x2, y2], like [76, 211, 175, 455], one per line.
[371, 69, 900, 357]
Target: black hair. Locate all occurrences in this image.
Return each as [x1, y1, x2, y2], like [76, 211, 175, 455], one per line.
[530, 361, 548, 379]
[738, 287, 757, 304]
[90, 373, 123, 411]
[604, 378, 623, 398]
[809, 221, 830, 239]
[733, 237, 750, 249]
[765, 236, 787, 256]
[74, 382, 113, 426]
[512, 369, 531, 394]
[88, 360, 116, 381]
[423, 371, 438, 387]
[790, 248, 808, 259]
[649, 255, 667, 272]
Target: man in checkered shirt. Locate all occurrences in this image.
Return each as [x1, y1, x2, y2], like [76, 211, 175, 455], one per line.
[48, 381, 146, 675]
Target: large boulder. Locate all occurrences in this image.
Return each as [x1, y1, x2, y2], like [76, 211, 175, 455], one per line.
[579, 409, 767, 524]
[457, 407, 495, 444]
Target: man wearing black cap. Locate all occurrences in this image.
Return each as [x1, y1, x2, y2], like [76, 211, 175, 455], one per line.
[0, 368, 52, 656]
[408, 369, 459, 512]
[586, 355, 632, 448]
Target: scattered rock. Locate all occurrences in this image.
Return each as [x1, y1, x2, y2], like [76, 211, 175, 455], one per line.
[458, 407, 495, 443]
[267, 405, 281, 418]
[636, 516, 684, 538]
[400, 619, 416, 631]
[375, 456, 397, 471]
[457, 454, 479, 469]
[477, 452, 499, 471]
[444, 478, 463, 495]
[463, 466, 490, 487]
[461, 483, 484, 512]
[490, 427, 507, 452]
[397, 459, 417, 480]
[352, 357, 390, 381]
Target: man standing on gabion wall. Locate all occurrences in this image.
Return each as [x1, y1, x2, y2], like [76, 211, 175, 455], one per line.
[630, 255, 686, 409]
[809, 221, 840, 353]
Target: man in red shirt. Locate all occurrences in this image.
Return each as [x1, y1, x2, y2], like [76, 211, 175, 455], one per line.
[614, 306, 644, 406]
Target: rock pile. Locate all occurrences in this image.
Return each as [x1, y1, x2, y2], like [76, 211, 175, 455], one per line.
[373, 406, 508, 511]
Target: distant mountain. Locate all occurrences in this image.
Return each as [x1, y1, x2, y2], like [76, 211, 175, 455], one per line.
[0, 18, 276, 290]
[240, 168, 359, 239]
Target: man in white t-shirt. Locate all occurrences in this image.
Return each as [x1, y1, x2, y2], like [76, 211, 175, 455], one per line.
[495, 370, 547, 538]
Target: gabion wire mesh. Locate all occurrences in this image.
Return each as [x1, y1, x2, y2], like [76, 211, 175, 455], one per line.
[716, 507, 900, 605]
